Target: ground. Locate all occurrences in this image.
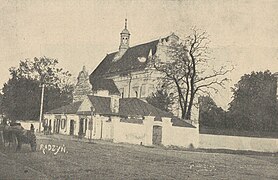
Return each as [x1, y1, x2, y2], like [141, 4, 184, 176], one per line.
[0, 134, 277, 180]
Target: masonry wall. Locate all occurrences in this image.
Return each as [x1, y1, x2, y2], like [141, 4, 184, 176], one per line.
[162, 125, 199, 148]
[199, 134, 278, 153]
[113, 118, 146, 145]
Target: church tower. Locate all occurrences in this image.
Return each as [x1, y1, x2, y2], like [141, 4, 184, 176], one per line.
[73, 66, 92, 102]
[119, 19, 130, 53]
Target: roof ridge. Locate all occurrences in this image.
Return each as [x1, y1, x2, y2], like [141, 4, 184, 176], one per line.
[105, 36, 169, 56]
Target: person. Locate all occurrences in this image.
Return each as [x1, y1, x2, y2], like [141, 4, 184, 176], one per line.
[43, 124, 47, 135]
[30, 124, 35, 133]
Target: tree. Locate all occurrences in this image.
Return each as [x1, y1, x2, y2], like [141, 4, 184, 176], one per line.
[9, 56, 72, 91]
[2, 77, 41, 120]
[2, 57, 74, 120]
[146, 88, 173, 112]
[152, 28, 232, 119]
[199, 96, 226, 128]
[227, 71, 278, 132]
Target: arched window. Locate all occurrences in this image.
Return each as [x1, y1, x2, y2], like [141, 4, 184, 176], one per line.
[132, 86, 139, 98]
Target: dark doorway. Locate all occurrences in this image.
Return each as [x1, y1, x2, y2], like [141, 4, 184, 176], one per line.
[152, 126, 162, 145]
[53, 120, 56, 134]
[49, 120, 52, 133]
[56, 119, 60, 134]
[79, 118, 84, 137]
[70, 120, 74, 135]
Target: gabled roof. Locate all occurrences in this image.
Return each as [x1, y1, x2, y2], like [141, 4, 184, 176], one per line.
[46, 95, 194, 127]
[91, 78, 120, 95]
[87, 95, 112, 115]
[47, 95, 172, 118]
[89, 38, 163, 79]
[47, 101, 83, 114]
[119, 98, 172, 118]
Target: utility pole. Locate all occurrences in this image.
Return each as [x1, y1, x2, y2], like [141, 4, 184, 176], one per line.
[39, 83, 45, 132]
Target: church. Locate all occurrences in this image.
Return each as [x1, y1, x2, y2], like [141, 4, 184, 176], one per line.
[89, 19, 199, 121]
[43, 19, 199, 148]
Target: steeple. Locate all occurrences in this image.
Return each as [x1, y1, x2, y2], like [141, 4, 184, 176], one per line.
[73, 66, 92, 102]
[119, 19, 130, 52]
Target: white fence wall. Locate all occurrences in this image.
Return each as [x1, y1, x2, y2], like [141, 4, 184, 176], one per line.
[113, 118, 146, 145]
[102, 120, 113, 140]
[162, 125, 199, 148]
[200, 134, 278, 153]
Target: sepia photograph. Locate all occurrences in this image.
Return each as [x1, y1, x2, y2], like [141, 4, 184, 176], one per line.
[0, 0, 277, 179]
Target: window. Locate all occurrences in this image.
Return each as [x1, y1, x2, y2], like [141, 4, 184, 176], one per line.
[132, 86, 139, 98]
[61, 119, 67, 129]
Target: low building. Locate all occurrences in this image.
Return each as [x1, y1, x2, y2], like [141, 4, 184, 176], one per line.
[44, 94, 198, 148]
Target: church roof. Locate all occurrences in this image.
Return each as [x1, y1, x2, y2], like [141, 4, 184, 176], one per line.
[121, 28, 130, 35]
[91, 78, 120, 95]
[89, 38, 166, 79]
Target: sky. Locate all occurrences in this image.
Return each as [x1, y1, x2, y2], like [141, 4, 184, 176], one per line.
[1, 0, 278, 109]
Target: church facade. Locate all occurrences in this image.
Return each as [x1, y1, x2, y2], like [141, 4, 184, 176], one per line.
[89, 19, 199, 122]
[42, 19, 200, 148]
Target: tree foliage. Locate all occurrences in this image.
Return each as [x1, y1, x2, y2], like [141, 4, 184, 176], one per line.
[198, 96, 226, 128]
[152, 28, 232, 119]
[2, 57, 74, 120]
[227, 71, 278, 132]
[146, 88, 173, 112]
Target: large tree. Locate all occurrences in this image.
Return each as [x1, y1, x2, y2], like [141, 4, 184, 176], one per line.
[227, 71, 278, 132]
[198, 96, 226, 129]
[2, 57, 74, 120]
[152, 28, 232, 119]
[146, 88, 173, 112]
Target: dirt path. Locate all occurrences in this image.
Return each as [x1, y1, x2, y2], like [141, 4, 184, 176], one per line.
[0, 134, 277, 179]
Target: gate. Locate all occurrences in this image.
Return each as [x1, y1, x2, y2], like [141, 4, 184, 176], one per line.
[152, 126, 162, 145]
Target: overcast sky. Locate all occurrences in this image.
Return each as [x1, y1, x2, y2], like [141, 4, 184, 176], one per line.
[1, 0, 278, 109]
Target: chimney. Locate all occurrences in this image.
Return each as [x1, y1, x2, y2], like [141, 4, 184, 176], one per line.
[110, 95, 120, 114]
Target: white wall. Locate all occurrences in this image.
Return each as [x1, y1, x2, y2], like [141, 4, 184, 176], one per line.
[112, 117, 147, 145]
[200, 134, 278, 153]
[102, 119, 112, 140]
[162, 126, 199, 148]
[161, 118, 199, 148]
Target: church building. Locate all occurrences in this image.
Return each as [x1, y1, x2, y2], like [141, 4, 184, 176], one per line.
[89, 19, 199, 121]
[43, 19, 199, 148]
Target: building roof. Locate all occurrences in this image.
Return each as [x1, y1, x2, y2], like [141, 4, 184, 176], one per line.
[88, 95, 112, 115]
[47, 95, 172, 117]
[89, 38, 163, 79]
[47, 101, 83, 114]
[91, 78, 120, 95]
[119, 98, 172, 118]
[46, 95, 194, 127]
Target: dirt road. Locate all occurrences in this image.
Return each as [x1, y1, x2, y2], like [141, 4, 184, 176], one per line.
[0, 134, 277, 179]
